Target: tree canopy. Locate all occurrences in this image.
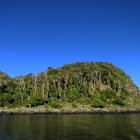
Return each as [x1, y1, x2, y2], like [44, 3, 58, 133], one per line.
[0, 62, 139, 108]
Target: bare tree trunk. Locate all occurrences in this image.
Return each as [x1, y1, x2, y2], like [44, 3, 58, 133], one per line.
[34, 75, 38, 94]
[42, 83, 45, 97]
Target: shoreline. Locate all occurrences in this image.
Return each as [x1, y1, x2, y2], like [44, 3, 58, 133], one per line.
[0, 107, 140, 115]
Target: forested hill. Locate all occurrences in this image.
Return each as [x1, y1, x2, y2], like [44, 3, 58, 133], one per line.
[0, 62, 140, 108]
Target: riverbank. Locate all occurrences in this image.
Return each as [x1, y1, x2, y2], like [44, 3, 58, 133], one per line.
[0, 107, 140, 115]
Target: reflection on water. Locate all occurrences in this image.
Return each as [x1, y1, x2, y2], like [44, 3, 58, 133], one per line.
[137, 129, 140, 135]
[0, 114, 140, 140]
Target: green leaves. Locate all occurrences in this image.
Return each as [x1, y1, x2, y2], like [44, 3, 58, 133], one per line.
[47, 100, 63, 109]
[100, 89, 117, 99]
[113, 98, 127, 106]
[0, 62, 139, 108]
[91, 98, 105, 108]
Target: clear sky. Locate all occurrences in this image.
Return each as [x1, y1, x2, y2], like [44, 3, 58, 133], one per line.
[0, 0, 140, 87]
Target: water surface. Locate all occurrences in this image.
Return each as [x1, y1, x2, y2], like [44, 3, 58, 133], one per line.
[0, 114, 140, 140]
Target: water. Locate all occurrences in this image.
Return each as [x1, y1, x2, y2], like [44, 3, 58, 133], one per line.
[0, 114, 140, 140]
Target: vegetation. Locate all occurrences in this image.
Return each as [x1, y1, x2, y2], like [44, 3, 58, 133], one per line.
[0, 62, 139, 109]
[91, 98, 105, 108]
[113, 98, 127, 106]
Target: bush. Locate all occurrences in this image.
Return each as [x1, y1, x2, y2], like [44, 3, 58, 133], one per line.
[72, 102, 77, 108]
[101, 89, 117, 99]
[47, 67, 58, 75]
[133, 94, 140, 104]
[99, 94, 107, 102]
[29, 94, 47, 107]
[67, 86, 79, 101]
[48, 100, 63, 109]
[0, 93, 15, 107]
[113, 98, 127, 106]
[91, 98, 105, 108]
[6, 102, 23, 108]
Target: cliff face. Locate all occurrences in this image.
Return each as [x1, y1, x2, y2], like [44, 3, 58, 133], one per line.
[0, 62, 139, 108]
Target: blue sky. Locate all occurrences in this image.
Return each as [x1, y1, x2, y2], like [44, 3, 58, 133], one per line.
[0, 0, 140, 87]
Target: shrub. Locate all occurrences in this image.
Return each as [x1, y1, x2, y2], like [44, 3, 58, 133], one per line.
[91, 98, 105, 108]
[47, 67, 58, 75]
[0, 93, 15, 107]
[133, 94, 140, 104]
[29, 94, 47, 107]
[113, 98, 127, 106]
[6, 102, 23, 108]
[48, 100, 63, 109]
[72, 102, 77, 108]
[67, 86, 79, 101]
[101, 89, 117, 99]
[99, 94, 107, 102]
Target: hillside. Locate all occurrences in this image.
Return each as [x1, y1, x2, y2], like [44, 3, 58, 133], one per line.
[0, 62, 140, 109]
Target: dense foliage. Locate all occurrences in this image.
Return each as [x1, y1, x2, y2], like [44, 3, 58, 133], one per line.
[0, 62, 139, 108]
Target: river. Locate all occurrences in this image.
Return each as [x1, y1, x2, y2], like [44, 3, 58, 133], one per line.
[0, 114, 140, 140]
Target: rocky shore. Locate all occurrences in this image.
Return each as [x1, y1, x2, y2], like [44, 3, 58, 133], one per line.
[0, 107, 140, 115]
